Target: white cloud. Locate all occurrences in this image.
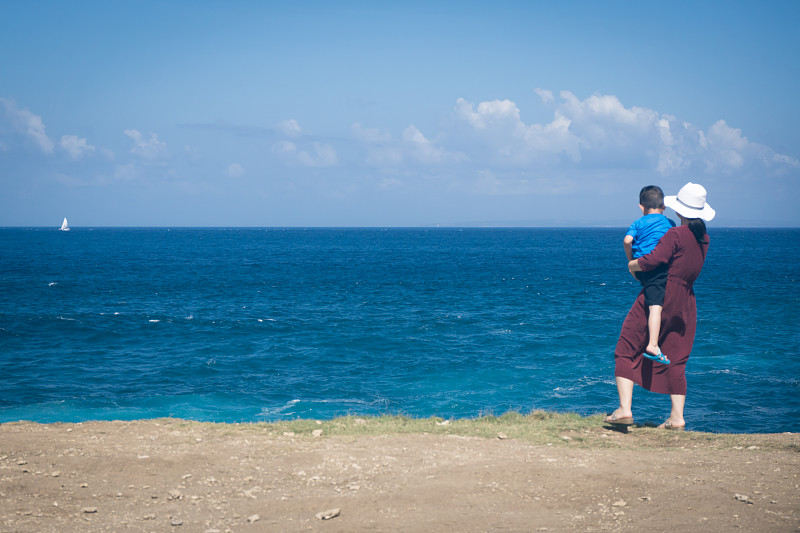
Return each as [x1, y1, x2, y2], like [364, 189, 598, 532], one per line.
[351, 122, 464, 167]
[702, 120, 747, 171]
[402, 125, 466, 165]
[351, 122, 392, 144]
[271, 119, 338, 167]
[225, 163, 244, 178]
[452, 93, 798, 176]
[59, 135, 96, 159]
[271, 140, 297, 155]
[272, 139, 338, 167]
[0, 97, 55, 154]
[299, 143, 338, 167]
[351, 122, 402, 166]
[455, 98, 522, 130]
[278, 119, 303, 138]
[123, 129, 168, 160]
[534, 88, 554, 104]
[453, 97, 581, 164]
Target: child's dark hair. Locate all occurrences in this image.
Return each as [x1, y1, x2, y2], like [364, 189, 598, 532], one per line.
[639, 185, 665, 210]
[685, 218, 708, 245]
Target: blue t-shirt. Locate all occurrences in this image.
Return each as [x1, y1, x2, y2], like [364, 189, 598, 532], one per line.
[627, 213, 676, 258]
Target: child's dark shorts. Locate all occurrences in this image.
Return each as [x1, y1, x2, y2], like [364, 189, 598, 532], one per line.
[635, 264, 668, 307]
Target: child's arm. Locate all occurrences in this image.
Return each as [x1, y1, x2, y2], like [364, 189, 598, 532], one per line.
[623, 235, 634, 261]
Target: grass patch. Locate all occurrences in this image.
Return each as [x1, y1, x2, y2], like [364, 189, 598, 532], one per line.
[193, 410, 800, 451]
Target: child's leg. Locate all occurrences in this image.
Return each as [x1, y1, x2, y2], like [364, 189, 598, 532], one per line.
[645, 304, 662, 356]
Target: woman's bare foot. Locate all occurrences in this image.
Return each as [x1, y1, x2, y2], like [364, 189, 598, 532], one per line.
[657, 418, 685, 430]
[604, 409, 634, 425]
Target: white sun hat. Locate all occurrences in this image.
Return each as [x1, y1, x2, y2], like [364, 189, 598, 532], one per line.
[664, 182, 715, 221]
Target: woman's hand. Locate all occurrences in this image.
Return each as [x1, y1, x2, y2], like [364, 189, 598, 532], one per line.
[628, 258, 642, 273]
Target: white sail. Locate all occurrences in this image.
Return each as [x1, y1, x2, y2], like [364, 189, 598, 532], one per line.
[59, 217, 70, 231]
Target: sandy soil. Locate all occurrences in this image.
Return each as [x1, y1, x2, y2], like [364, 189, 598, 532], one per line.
[1, 419, 798, 532]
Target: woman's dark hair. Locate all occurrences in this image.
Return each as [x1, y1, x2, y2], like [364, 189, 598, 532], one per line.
[686, 218, 708, 244]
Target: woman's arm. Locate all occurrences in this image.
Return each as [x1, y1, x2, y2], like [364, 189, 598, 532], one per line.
[633, 228, 679, 273]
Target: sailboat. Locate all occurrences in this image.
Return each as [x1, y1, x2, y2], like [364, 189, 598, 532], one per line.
[59, 217, 70, 231]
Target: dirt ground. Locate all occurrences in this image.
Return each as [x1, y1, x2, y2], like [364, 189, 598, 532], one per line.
[1, 419, 798, 532]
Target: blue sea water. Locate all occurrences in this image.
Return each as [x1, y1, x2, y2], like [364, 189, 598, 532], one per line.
[1, 227, 798, 433]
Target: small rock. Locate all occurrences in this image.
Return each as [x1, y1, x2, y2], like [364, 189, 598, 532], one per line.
[497, 432, 508, 440]
[561, 436, 572, 441]
[316, 508, 341, 520]
[243, 486, 261, 499]
[640, 496, 651, 501]
[247, 514, 260, 523]
[283, 431, 295, 437]
[312, 429, 323, 437]
[168, 489, 183, 500]
[354, 418, 367, 424]
[17, 460, 27, 465]
[747, 446, 760, 450]
[734, 494, 754, 504]
[436, 420, 451, 426]
[612, 500, 627, 507]
[80, 483, 88, 488]
[142, 514, 156, 520]
[171, 518, 183, 526]
[182, 474, 192, 480]
[82, 507, 98, 513]
[51, 471, 61, 477]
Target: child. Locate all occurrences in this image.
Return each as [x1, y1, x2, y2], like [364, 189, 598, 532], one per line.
[624, 185, 675, 365]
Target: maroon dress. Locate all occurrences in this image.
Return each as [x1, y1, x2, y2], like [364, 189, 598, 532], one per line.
[614, 224, 709, 395]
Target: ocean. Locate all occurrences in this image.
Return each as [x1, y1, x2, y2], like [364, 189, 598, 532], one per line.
[1, 227, 798, 433]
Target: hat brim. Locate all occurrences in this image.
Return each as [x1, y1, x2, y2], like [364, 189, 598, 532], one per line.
[664, 195, 716, 221]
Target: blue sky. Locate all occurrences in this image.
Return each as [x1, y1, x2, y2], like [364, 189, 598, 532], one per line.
[1, 1, 799, 227]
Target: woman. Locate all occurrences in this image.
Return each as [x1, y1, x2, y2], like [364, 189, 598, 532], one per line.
[605, 182, 715, 430]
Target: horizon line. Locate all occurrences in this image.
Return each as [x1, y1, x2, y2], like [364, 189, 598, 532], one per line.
[3, 225, 798, 230]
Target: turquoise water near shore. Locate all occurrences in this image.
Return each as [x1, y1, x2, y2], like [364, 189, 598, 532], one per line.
[1, 227, 798, 433]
